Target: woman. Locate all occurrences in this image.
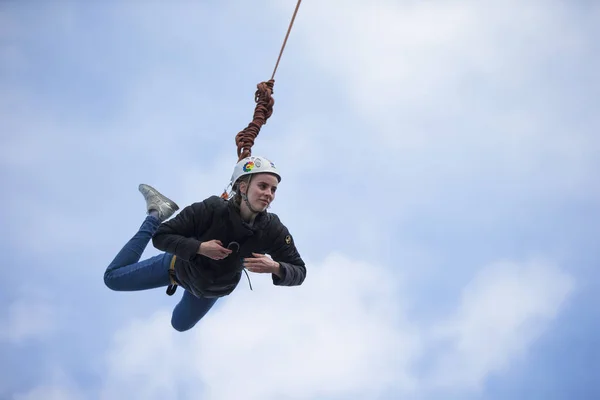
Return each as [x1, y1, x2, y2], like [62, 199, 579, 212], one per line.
[104, 156, 306, 332]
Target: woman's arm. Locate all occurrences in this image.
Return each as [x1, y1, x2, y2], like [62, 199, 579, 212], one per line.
[152, 199, 214, 261]
[268, 221, 306, 287]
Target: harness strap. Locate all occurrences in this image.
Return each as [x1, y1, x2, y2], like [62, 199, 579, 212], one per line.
[166, 255, 178, 296]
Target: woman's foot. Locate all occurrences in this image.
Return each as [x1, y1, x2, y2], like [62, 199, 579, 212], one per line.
[138, 184, 180, 222]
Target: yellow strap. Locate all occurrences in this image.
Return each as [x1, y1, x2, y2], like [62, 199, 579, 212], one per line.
[169, 255, 177, 286]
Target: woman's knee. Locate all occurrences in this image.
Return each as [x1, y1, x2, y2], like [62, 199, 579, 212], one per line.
[170, 291, 216, 332]
[170, 316, 197, 332]
[103, 270, 121, 291]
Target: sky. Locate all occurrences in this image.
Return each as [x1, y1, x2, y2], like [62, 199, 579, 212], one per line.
[1, 0, 599, 399]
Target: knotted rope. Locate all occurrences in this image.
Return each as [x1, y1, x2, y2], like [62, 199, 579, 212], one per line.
[233, 0, 301, 162]
[234, 79, 275, 162]
[221, 0, 302, 199]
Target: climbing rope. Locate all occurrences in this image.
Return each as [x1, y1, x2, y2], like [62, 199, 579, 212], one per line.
[234, 79, 275, 162]
[234, 0, 302, 162]
[271, 0, 303, 82]
[221, 0, 302, 199]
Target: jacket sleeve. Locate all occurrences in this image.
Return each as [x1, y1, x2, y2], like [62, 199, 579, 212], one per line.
[152, 198, 215, 261]
[267, 218, 306, 287]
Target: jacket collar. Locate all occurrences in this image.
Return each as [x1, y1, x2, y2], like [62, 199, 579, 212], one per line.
[227, 199, 269, 233]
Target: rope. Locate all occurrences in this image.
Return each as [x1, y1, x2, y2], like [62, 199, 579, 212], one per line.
[234, 0, 302, 162]
[271, 0, 302, 81]
[234, 79, 275, 162]
[221, 0, 302, 199]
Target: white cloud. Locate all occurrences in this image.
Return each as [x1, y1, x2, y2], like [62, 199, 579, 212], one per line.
[426, 259, 575, 391]
[13, 385, 82, 400]
[12, 367, 84, 400]
[97, 253, 573, 399]
[100, 253, 420, 400]
[1, 299, 58, 343]
[274, 0, 599, 209]
[99, 311, 185, 400]
[293, 0, 582, 114]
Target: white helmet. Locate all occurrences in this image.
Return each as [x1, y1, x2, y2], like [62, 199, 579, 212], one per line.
[230, 155, 281, 188]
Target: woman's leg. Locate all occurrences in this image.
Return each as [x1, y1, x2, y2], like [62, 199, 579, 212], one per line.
[171, 290, 219, 332]
[104, 215, 172, 291]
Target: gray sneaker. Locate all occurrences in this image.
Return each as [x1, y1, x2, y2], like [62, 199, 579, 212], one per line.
[138, 184, 180, 222]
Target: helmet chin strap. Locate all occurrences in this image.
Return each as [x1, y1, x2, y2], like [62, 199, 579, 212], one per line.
[241, 175, 261, 215]
[241, 192, 261, 214]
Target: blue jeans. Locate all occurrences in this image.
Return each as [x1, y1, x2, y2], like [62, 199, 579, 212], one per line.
[104, 216, 218, 332]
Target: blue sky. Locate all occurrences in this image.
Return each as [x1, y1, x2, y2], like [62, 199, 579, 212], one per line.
[1, 1, 599, 399]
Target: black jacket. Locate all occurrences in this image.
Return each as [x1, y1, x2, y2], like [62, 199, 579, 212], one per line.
[152, 195, 306, 298]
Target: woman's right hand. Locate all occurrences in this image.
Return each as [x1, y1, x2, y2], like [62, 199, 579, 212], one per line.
[197, 240, 233, 260]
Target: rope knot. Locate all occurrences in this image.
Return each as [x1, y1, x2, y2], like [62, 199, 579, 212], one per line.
[235, 79, 275, 161]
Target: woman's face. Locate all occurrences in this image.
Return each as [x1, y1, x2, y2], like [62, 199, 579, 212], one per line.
[241, 173, 278, 212]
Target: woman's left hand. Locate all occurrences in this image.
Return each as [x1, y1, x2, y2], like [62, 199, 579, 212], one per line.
[244, 253, 282, 277]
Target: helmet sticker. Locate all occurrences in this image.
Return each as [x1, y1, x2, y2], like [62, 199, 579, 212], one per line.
[255, 159, 262, 168]
[243, 161, 255, 172]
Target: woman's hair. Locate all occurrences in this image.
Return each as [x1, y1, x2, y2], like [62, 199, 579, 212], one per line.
[230, 175, 252, 209]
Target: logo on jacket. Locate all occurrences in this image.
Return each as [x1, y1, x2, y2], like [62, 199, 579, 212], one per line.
[243, 161, 255, 172]
[285, 235, 292, 245]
